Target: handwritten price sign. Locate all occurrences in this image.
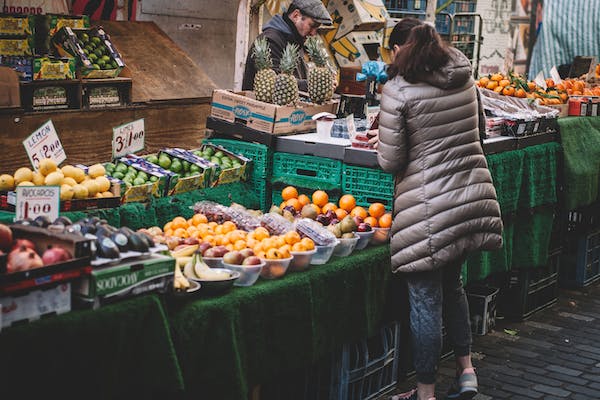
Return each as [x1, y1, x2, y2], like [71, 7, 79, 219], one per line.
[23, 120, 66, 169]
[112, 118, 145, 158]
[15, 186, 60, 222]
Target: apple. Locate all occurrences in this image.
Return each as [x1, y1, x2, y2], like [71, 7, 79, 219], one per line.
[242, 256, 263, 266]
[0, 224, 12, 251]
[330, 218, 339, 225]
[213, 245, 229, 257]
[283, 205, 297, 215]
[198, 241, 212, 255]
[183, 237, 199, 245]
[239, 248, 254, 259]
[223, 250, 244, 265]
[203, 247, 220, 258]
[353, 216, 364, 226]
[357, 222, 372, 232]
[316, 214, 330, 226]
[325, 210, 336, 220]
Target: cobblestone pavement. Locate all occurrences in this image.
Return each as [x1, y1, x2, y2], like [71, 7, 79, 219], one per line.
[382, 282, 600, 400]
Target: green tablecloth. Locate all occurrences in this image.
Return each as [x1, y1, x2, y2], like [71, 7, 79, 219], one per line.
[168, 245, 392, 400]
[0, 294, 184, 399]
[557, 116, 600, 210]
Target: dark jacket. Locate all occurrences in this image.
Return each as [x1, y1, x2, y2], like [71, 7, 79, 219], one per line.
[242, 14, 308, 92]
[377, 48, 503, 273]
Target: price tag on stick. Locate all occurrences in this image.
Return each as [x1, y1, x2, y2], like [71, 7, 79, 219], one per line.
[112, 118, 145, 159]
[22, 120, 66, 170]
[15, 186, 60, 222]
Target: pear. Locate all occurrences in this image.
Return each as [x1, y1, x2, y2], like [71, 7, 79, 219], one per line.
[269, 205, 283, 215]
[340, 215, 357, 234]
[283, 209, 295, 222]
[300, 204, 318, 220]
[327, 223, 342, 238]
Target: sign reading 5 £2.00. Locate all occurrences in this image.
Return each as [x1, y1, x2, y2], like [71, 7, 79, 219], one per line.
[22, 120, 66, 170]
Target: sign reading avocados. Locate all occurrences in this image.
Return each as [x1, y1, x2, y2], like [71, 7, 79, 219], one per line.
[23, 120, 66, 170]
[112, 118, 145, 159]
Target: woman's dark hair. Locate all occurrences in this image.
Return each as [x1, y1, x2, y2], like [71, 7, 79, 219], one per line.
[388, 18, 423, 49]
[388, 23, 450, 82]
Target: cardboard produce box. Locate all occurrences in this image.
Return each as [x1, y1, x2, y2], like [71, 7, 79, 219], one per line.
[52, 26, 125, 78]
[210, 90, 339, 135]
[0, 14, 35, 36]
[1, 282, 71, 328]
[152, 148, 217, 194]
[326, 0, 388, 40]
[73, 253, 174, 308]
[331, 31, 382, 68]
[0, 35, 33, 56]
[47, 14, 90, 36]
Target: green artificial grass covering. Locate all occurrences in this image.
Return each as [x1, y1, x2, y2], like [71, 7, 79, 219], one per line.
[486, 149, 525, 215]
[518, 142, 560, 210]
[512, 206, 556, 268]
[0, 294, 184, 399]
[167, 245, 392, 400]
[558, 116, 600, 210]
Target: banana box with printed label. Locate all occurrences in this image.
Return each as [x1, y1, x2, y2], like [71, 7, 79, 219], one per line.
[325, 0, 388, 41]
[210, 89, 339, 135]
[331, 30, 382, 68]
[0, 14, 34, 36]
[0, 35, 33, 56]
[72, 253, 175, 308]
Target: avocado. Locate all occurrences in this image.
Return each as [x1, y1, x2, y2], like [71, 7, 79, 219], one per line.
[110, 232, 129, 252]
[128, 233, 149, 253]
[97, 237, 120, 259]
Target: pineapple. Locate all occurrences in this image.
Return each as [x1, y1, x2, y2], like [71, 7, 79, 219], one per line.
[273, 43, 299, 106]
[305, 36, 333, 104]
[252, 37, 277, 103]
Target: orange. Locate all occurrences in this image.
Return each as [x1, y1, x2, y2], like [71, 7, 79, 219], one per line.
[545, 78, 555, 88]
[214, 225, 225, 235]
[281, 186, 299, 201]
[378, 213, 392, 228]
[279, 244, 291, 258]
[490, 73, 503, 82]
[502, 86, 515, 96]
[478, 77, 489, 87]
[208, 221, 218, 229]
[173, 228, 188, 238]
[286, 198, 302, 211]
[186, 225, 197, 236]
[266, 248, 283, 259]
[515, 88, 527, 98]
[284, 231, 302, 245]
[216, 235, 229, 246]
[225, 244, 234, 251]
[254, 227, 270, 241]
[261, 238, 275, 250]
[486, 81, 498, 90]
[187, 218, 194, 227]
[350, 206, 368, 219]
[334, 208, 348, 220]
[499, 79, 510, 87]
[339, 194, 356, 212]
[233, 239, 247, 251]
[255, 250, 267, 259]
[163, 221, 173, 232]
[300, 237, 315, 250]
[273, 235, 286, 248]
[310, 203, 321, 214]
[292, 242, 306, 252]
[222, 220, 237, 233]
[164, 229, 174, 237]
[280, 201, 287, 210]
[364, 216, 379, 227]
[171, 216, 188, 230]
[297, 194, 310, 207]
[246, 238, 257, 248]
[192, 213, 208, 226]
[321, 202, 338, 213]
[312, 190, 329, 207]
[368, 203, 386, 218]
[229, 230, 245, 243]
[204, 235, 215, 246]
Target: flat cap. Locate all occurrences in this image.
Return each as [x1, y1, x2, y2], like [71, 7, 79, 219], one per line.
[291, 0, 333, 25]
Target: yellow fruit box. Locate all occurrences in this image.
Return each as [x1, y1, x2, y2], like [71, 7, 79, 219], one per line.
[210, 90, 339, 135]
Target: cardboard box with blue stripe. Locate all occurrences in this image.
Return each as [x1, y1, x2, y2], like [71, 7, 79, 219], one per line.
[210, 90, 339, 135]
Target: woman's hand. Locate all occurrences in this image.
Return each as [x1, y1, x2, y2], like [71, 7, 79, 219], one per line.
[367, 129, 379, 149]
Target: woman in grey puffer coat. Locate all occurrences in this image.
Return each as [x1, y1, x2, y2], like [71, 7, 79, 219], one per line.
[376, 20, 503, 400]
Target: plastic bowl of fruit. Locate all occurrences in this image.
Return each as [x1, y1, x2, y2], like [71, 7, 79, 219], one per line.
[310, 240, 339, 265]
[289, 249, 317, 272]
[223, 260, 265, 287]
[333, 234, 360, 257]
[259, 256, 293, 279]
[202, 257, 224, 268]
[355, 230, 375, 250]
[370, 228, 391, 245]
[192, 268, 240, 295]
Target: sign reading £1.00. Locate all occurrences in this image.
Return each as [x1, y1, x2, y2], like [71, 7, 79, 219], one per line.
[22, 120, 66, 170]
[112, 118, 145, 159]
[15, 185, 60, 222]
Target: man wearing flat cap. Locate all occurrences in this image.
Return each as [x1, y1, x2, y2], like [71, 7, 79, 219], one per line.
[242, 0, 333, 93]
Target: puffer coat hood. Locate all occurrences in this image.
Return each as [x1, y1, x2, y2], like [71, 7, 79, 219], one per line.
[377, 48, 503, 273]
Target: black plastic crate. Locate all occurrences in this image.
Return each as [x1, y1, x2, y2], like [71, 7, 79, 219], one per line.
[497, 250, 560, 321]
[560, 229, 600, 288]
[566, 202, 600, 234]
[466, 286, 499, 335]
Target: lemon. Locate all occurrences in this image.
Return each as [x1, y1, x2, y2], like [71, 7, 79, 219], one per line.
[60, 184, 74, 201]
[0, 174, 15, 191]
[81, 179, 99, 197]
[63, 177, 77, 186]
[17, 181, 34, 186]
[38, 158, 57, 176]
[61, 165, 77, 178]
[95, 192, 104, 198]
[102, 191, 114, 197]
[88, 163, 106, 178]
[95, 176, 111, 192]
[44, 171, 64, 186]
[32, 171, 45, 186]
[72, 184, 88, 199]
[72, 167, 86, 183]
[14, 167, 33, 184]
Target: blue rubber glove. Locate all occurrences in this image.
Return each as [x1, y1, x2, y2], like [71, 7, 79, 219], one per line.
[356, 61, 388, 84]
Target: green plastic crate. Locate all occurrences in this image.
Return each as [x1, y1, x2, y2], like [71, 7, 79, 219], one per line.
[272, 184, 340, 209]
[251, 177, 272, 213]
[272, 153, 343, 190]
[205, 138, 272, 179]
[342, 165, 394, 210]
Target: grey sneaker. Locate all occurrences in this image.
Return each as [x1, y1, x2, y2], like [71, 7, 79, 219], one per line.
[445, 371, 478, 399]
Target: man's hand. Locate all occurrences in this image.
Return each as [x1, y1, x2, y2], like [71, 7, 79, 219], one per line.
[367, 129, 379, 149]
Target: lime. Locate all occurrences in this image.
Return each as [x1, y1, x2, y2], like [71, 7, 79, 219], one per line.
[88, 53, 98, 62]
[190, 164, 201, 174]
[204, 147, 215, 157]
[170, 159, 182, 173]
[146, 155, 159, 164]
[94, 48, 103, 58]
[214, 151, 224, 159]
[182, 160, 191, 172]
[115, 163, 128, 173]
[136, 171, 148, 181]
[83, 48, 89, 55]
[101, 55, 110, 62]
[127, 166, 137, 174]
[149, 176, 158, 182]
[111, 60, 118, 69]
[104, 162, 115, 172]
[91, 36, 101, 45]
[112, 171, 125, 180]
[80, 33, 89, 43]
[92, 64, 100, 70]
[133, 177, 146, 186]
[158, 155, 171, 169]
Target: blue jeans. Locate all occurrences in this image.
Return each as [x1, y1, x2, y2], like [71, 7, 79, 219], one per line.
[405, 260, 472, 384]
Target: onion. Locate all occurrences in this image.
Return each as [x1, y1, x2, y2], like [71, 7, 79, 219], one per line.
[8, 245, 43, 272]
[0, 224, 12, 251]
[42, 246, 72, 266]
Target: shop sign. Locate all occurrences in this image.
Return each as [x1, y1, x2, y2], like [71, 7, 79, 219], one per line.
[112, 118, 145, 159]
[15, 185, 60, 222]
[23, 120, 66, 170]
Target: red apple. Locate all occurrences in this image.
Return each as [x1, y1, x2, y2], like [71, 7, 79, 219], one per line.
[183, 237, 199, 245]
[357, 223, 372, 232]
[0, 224, 12, 251]
[353, 216, 364, 226]
[239, 248, 254, 259]
[198, 241, 212, 255]
[223, 250, 244, 265]
[242, 256, 263, 266]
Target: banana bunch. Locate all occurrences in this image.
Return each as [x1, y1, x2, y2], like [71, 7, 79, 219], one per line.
[170, 244, 199, 258]
[174, 264, 191, 290]
[183, 252, 230, 281]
